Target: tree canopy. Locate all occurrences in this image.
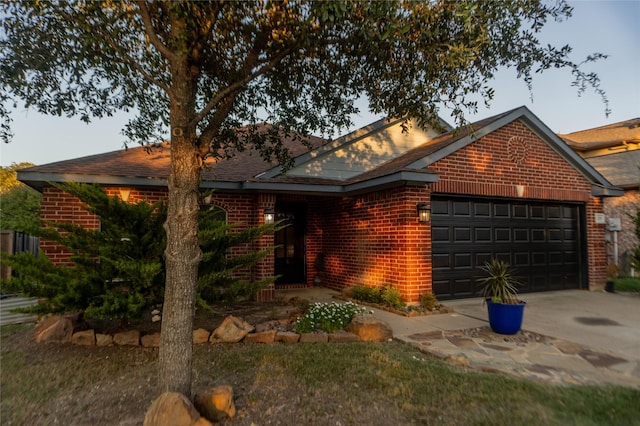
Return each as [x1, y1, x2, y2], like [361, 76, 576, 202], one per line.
[1, 0, 608, 397]
[0, 163, 40, 231]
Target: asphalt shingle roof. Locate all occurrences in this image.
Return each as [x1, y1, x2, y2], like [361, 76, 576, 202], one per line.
[560, 117, 640, 151]
[586, 150, 640, 188]
[20, 132, 328, 183]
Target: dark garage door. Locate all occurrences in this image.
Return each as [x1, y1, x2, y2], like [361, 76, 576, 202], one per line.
[431, 196, 585, 299]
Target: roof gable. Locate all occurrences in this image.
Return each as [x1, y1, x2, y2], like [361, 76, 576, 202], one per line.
[402, 107, 615, 191]
[264, 117, 450, 181]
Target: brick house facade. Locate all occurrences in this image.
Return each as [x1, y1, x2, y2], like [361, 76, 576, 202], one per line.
[561, 117, 640, 275]
[19, 107, 621, 302]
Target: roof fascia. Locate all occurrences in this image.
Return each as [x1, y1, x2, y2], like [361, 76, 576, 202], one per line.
[243, 170, 438, 195]
[17, 171, 168, 191]
[343, 171, 438, 194]
[591, 184, 624, 197]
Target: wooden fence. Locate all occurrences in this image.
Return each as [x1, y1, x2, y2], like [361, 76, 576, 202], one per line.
[1, 229, 39, 280]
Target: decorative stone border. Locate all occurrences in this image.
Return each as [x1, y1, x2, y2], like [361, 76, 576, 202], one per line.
[35, 313, 393, 347]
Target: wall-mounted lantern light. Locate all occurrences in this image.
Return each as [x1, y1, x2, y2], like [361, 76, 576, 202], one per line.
[417, 203, 431, 223]
[264, 208, 275, 224]
[119, 188, 131, 202]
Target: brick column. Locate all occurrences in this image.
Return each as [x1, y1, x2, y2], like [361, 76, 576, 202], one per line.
[254, 193, 276, 301]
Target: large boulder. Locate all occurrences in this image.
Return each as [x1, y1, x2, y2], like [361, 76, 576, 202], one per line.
[143, 392, 211, 426]
[34, 315, 74, 343]
[345, 314, 393, 342]
[209, 316, 254, 343]
[194, 385, 236, 423]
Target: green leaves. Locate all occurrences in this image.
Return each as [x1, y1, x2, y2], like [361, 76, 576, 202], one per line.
[478, 259, 522, 305]
[2, 0, 609, 151]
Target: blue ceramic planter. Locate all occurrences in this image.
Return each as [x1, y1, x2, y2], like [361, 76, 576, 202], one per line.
[486, 299, 526, 335]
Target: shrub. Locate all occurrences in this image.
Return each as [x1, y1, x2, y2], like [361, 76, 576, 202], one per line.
[294, 301, 365, 334]
[0, 183, 279, 319]
[350, 285, 382, 304]
[350, 285, 405, 310]
[380, 286, 405, 310]
[420, 292, 440, 310]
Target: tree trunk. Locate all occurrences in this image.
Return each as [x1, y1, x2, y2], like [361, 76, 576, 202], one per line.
[159, 133, 202, 396]
[159, 64, 202, 395]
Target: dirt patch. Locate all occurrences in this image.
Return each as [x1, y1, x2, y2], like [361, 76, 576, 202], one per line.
[76, 297, 307, 336]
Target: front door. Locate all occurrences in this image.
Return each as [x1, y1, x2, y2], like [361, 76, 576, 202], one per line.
[274, 202, 306, 285]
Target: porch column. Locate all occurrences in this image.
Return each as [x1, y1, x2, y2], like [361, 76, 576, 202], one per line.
[255, 193, 276, 301]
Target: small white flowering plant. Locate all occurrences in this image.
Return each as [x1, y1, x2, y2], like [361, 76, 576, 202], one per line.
[294, 301, 365, 334]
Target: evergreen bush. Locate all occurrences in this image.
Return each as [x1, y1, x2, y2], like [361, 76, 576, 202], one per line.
[0, 183, 278, 319]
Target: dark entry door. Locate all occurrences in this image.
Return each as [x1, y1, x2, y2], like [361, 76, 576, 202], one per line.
[431, 196, 585, 299]
[274, 202, 306, 285]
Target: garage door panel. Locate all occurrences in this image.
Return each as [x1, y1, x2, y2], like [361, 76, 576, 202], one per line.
[432, 197, 583, 299]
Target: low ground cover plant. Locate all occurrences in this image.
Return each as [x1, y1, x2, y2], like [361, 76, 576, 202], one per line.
[613, 277, 640, 293]
[350, 285, 406, 310]
[293, 301, 365, 333]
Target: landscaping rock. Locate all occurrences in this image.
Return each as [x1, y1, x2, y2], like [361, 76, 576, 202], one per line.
[193, 328, 210, 345]
[34, 315, 74, 344]
[71, 329, 96, 346]
[143, 392, 211, 426]
[151, 315, 162, 323]
[328, 330, 361, 343]
[245, 330, 276, 344]
[345, 314, 393, 342]
[275, 331, 300, 344]
[114, 330, 140, 346]
[210, 315, 254, 343]
[194, 385, 236, 423]
[299, 332, 328, 343]
[96, 333, 113, 346]
[141, 333, 161, 348]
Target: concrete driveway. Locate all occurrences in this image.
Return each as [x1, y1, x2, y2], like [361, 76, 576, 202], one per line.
[446, 289, 640, 362]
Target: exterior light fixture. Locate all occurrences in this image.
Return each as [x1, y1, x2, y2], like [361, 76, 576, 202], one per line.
[264, 208, 275, 224]
[417, 203, 431, 223]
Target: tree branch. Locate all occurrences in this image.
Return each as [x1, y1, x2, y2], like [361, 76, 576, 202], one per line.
[101, 35, 171, 94]
[135, 0, 178, 63]
[191, 47, 292, 128]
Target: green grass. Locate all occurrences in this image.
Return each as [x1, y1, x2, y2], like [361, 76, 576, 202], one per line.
[2, 324, 639, 425]
[613, 277, 640, 293]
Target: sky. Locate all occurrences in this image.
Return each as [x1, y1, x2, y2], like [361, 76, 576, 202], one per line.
[1, 0, 639, 167]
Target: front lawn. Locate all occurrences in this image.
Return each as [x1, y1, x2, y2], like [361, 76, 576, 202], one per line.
[2, 324, 639, 425]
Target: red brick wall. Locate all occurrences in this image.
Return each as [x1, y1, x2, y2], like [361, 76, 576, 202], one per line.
[430, 120, 606, 291]
[319, 186, 431, 303]
[40, 186, 101, 264]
